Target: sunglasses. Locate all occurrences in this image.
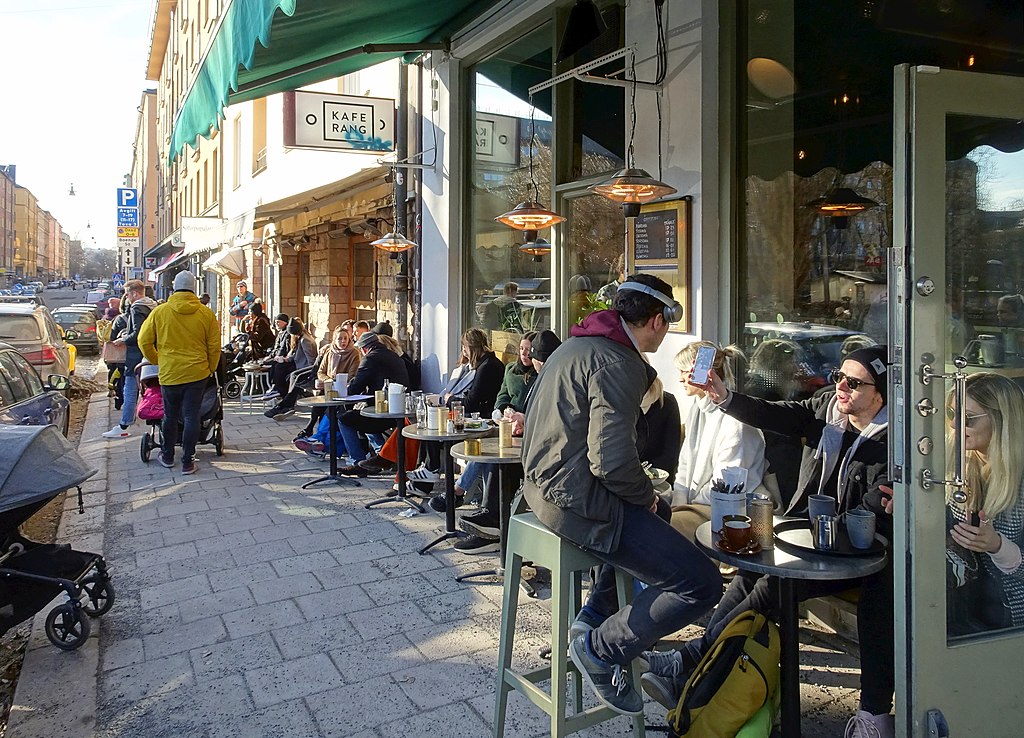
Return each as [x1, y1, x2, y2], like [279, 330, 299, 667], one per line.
[945, 405, 989, 427]
[830, 369, 875, 391]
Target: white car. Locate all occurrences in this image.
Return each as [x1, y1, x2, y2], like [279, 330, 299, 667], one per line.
[47, 281, 61, 289]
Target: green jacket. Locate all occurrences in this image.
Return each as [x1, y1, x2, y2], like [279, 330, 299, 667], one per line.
[494, 360, 536, 414]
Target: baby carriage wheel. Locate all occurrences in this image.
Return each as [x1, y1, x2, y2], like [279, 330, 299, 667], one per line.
[223, 379, 242, 400]
[80, 577, 116, 617]
[140, 432, 154, 463]
[45, 603, 91, 650]
[215, 424, 225, 456]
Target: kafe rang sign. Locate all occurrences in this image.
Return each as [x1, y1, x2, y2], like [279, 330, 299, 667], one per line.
[284, 90, 395, 153]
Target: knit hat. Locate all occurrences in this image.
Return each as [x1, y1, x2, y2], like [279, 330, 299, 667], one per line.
[250, 302, 264, 316]
[528, 330, 562, 362]
[173, 271, 197, 292]
[843, 345, 888, 402]
[355, 331, 379, 349]
[287, 318, 302, 336]
[275, 313, 289, 323]
[371, 321, 394, 337]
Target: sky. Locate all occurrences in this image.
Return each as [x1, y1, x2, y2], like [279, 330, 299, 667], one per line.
[0, 0, 153, 251]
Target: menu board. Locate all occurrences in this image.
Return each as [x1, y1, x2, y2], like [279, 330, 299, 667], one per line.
[627, 197, 692, 333]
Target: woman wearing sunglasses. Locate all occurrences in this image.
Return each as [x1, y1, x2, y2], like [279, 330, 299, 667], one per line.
[945, 372, 1024, 636]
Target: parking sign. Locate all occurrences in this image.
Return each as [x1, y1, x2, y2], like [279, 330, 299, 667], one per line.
[117, 188, 138, 208]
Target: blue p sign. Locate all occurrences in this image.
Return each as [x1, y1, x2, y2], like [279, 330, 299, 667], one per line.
[117, 188, 138, 208]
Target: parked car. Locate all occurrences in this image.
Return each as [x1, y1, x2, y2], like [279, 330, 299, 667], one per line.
[0, 303, 73, 381]
[85, 290, 110, 315]
[0, 294, 45, 308]
[52, 308, 101, 354]
[47, 281, 61, 289]
[0, 342, 71, 436]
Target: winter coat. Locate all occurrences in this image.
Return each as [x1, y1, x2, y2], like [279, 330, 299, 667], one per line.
[461, 351, 505, 418]
[722, 390, 890, 532]
[120, 297, 156, 373]
[347, 344, 409, 396]
[317, 344, 361, 382]
[230, 291, 257, 320]
[638, 392, 682, 487]
[288, 334, 318, 371]
[137, 291, 222, 386]
[493, 360, 537, 415]
[521, 310, 658, 554]
[246, 314, 276, 358]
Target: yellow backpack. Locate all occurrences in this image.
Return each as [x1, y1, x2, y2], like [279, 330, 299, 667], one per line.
[96, 318, 112, 343]
[667, 610, 781, 738]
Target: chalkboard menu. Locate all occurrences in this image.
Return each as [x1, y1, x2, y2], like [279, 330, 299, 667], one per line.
[629, 197, 689, 268]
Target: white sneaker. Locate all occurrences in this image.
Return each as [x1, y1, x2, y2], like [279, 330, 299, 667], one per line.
[407, 466, 440, 482]
[845, 710, 895, 738]
[101, 424, 131, 439]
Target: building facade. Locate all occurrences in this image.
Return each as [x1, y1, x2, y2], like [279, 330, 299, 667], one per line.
[0, 165, 15, 279]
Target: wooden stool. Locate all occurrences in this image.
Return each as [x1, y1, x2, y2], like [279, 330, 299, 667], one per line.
[493, 512, 646, 738]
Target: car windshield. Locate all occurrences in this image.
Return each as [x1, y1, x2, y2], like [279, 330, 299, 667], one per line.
[0, 315, 42, 341]
[53, 312, 94, 327]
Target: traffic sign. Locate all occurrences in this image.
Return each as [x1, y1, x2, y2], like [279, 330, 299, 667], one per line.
[117, 227, 139, 238]
[116, 188, 138, 208]
[117, 207, 139, 227]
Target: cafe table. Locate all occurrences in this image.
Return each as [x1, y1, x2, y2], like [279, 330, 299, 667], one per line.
[359, 407, 422, 513]
[695, 520, 887, 738]
[295, 395, 370, 489]
[403, 423, 490, 555]
[450, 437, 535, 597]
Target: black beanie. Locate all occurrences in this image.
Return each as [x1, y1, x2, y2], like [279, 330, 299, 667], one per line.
[528, 330, 562, 362]
[843, 345, 888, 402]
[275, 313, 288, 323]
[287, 318, 302, 336]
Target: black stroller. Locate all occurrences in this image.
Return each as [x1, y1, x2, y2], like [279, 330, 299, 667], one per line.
[218, 334, 249, 400]
[140, 372, 225, 462]
[0, 425, 113, 651]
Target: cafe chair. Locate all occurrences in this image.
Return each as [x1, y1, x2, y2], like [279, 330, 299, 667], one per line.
[493, 511, 645, 738]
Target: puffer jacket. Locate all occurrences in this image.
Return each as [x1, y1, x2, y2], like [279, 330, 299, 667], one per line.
[493, 360, 537, 415]
[521, 310, 657, 554]
[138, 291, 222, 386]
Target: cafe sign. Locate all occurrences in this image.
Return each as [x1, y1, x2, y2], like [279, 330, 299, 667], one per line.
[284, 90, 395, 153]
[475, 113, 519, 166]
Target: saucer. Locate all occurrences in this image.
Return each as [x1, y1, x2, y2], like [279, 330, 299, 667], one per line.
[716, 539, 762, 556]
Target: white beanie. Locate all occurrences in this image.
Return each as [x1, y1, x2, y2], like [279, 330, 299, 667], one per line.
[173, 271, 197, 292]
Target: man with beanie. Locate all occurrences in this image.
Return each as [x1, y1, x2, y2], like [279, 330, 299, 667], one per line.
[641, 345, 896, 738]
[521, 274, 722, 716]
[138, 271, 221, 475]
[101, 279, 157, 439]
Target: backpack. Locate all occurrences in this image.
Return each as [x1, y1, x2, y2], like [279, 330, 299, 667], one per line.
[667, 610, 781, 738]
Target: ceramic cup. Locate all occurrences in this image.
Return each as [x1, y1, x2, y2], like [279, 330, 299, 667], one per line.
[723, 520, 753, 551]
[845, 509, 877, 549]
[808, 494, 837, 522]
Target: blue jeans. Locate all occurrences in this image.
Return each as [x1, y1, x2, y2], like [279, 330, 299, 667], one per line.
[585, 500, 722, 665]
[120, 372, 139, 427]
[457, 461, 488, 492]
[161, 378, 206, 463]
[339, 409, 392, 463]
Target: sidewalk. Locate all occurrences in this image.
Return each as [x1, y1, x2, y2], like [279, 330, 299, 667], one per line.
[10, 391, 862, 737]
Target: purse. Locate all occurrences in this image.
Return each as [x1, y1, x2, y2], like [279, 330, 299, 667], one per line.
[102, 341, 127, 364]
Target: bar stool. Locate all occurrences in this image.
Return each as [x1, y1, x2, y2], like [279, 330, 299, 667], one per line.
[239, 364, 272, 414]
[493, 511, 645, 738]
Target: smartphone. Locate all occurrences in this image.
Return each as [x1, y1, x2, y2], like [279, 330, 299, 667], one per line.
[690, 345, 717, 387]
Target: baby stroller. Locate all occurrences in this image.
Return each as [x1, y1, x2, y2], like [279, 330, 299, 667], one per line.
[218, 334, 248, 400]
[139, 365, 225, 462]
[0, 425, 113, 651]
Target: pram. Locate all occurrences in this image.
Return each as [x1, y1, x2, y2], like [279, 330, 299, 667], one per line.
[139, 367, 225, 462]
[0, 425, 113, 651]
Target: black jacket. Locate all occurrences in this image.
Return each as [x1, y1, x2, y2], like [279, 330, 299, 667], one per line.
[348, 345, 409, 396]
[724, 390, 890, 533]
[121, 297, 156, 372]
[462, 351, 505, 417]
[637, 392, 681, 486]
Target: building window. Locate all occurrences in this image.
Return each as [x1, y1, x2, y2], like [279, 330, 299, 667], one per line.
[252, 98, 267, 175]
[232, 115, 242, 189]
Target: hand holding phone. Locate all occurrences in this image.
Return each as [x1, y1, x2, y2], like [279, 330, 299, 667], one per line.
[689, 345, 717, 387]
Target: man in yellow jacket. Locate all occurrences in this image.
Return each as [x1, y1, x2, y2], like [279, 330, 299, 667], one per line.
[138, 271, 221, 475]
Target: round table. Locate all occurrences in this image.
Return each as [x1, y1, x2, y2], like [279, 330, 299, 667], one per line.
[695, 520, 887, 738]
[403, 423, 491, 555]
[295, 396, 369, 488]
[360, 408, 421, 512]
[239, 363, 272, 414]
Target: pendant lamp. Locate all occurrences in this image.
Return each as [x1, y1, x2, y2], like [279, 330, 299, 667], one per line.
[373, 167, 417, 255]
[519, 237, 551, 262]
[804, 187, 878, 229]
[496, 100, 564, 242]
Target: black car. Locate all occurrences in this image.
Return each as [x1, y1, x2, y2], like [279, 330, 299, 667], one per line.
[52, 308, 101, 354]
[0, 343, 71, 436]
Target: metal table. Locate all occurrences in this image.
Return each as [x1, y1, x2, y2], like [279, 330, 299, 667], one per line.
[695, 521, 887, 738]
[239, 363, 272, 414]
[295, 395, 369, 489]
[450, 438, 535, 596]
[403, 423, 490, 555]
[359, 408, 422, 512]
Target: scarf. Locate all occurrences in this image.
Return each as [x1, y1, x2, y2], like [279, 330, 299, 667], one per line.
[327, 342, 356, 376]
[813, 395, 888, 506]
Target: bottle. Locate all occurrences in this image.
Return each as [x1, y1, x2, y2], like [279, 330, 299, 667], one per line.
[417, 394, 428, 428]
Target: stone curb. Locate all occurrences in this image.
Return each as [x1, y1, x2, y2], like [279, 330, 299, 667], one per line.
[7, 389, 112, 738]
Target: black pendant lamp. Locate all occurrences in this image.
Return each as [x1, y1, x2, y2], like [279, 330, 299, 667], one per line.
[555, 0, 608, 63]
[519, 237, 552, 262]
[805, 187, 878, 229]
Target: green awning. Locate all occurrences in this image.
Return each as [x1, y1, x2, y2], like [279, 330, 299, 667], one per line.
[170, 0, 494, 162]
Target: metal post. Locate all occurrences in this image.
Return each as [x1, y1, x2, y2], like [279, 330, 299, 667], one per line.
[395, 63, 410, 343]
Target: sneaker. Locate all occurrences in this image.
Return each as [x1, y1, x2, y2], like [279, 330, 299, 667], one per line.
[428, 492, 464, 514]
[638, 648, 686, 678]
[294, 438, 325, 454]
[182, 459, 198, 475]
[358, 455, 396, 474]
[101, 424, 131, 439]
[272, 409, 294, 421]
[568, 634, 644, 716]
[460, 509, 500, 538]
[569, 605, 607, 643]
[338, 464, 369, 477]
[263, 389, 281, 399]
[845, 711, 895, 738]
[453, 534, 500, 554]
[640, 673, 679, 711]
[407, 466, 440, 482]
[263, 406, 281, 419]
[158, 453, 174, 468]
[295, 430, 311, 440]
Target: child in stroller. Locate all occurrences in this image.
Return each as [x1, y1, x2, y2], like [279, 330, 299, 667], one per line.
[139, 363, 225, 463]
[0, 425, 114, 650]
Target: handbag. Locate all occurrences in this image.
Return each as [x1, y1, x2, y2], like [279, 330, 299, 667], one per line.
[102, 341, 127, 364]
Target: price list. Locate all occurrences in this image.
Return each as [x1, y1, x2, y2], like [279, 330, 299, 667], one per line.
[632, 208, 679, 265]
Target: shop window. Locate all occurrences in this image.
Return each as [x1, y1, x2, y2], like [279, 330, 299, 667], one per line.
[252, 98, 267, 175]
[351, 242, 376, 322]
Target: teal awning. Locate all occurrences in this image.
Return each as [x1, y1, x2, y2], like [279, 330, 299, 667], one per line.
[170, 0, 495, 162]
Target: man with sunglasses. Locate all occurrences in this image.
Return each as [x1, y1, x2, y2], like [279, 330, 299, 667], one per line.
[641, 345, 897, 738]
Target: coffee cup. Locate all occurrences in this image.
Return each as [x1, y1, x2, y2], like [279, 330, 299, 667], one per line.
[812, 514, 837, 551]
[808, 494, 837, 522]
[723, 520, 753, 551]
[845, 509, 877, 549]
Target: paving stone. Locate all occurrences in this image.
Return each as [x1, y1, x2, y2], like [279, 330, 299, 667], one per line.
[377, 699, 491, 738]
[307, 675, 419, 737]
[272, 615, 363, 660]
[361, 573, 440, 607]
[346, 601, 434, 642]
[99, 635, 145, 673]
[286, 529, 352, 555]
[294, 584, 376, 621]
[328, 540, 395, 566]
[312, 559, 384, 589]
[178, 586, 257, 624]
[143, 615, 228, 659]
[194, 529, 257, 554]
[270, 550, 339, 577]
[190, 632, 283, 682]
[222, 599, 304, 639]
[99, 652, 194, 707]
[208, 561, 280, 592]
[140, 573, 212, 609]
[250, 519, 314, 543]
[135, 541, 199, 569]
[249, 572, 322, 604]
[216, 512, 275, 535]
[329, 632, 419, 681]
[160, 521, 222, 545]
[207, 699, 321, 738]
[244, 653, 345, 708]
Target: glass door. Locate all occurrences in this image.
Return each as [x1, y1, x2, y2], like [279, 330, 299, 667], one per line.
[894, 65, 1024, 737]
